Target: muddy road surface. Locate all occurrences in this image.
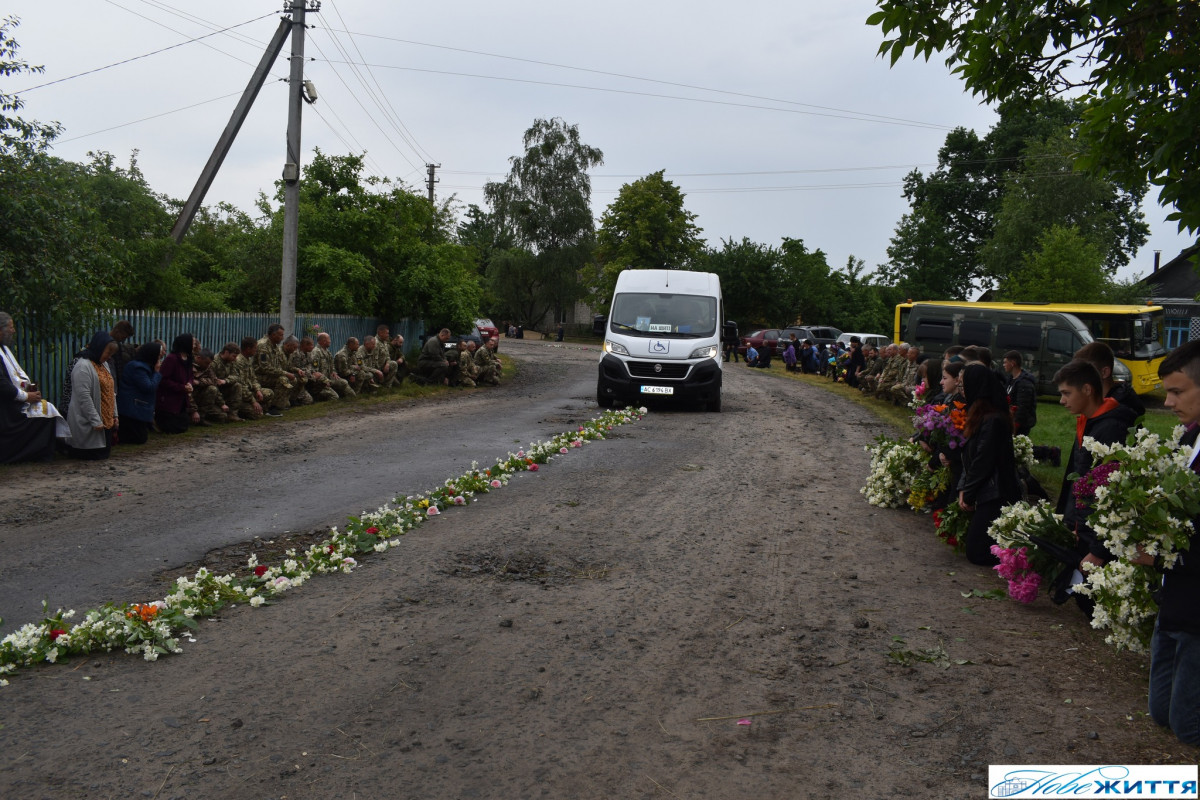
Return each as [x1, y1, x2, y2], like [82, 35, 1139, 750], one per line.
[0, 339, 1192, 799]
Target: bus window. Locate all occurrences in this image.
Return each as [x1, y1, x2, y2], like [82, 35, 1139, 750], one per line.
[915, 319, 953, 343]
[1047, 328, 1075, 355]
[959, 320, 991, 347]
[996, 323, 1040, 351]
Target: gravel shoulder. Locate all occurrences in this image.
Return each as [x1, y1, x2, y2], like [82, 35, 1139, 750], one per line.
[0, 344, 1193, 799]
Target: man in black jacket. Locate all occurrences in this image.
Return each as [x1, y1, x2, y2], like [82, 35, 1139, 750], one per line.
[1147, 341, 1200, 746]
[1002, 350, 1038, 436]
[1075, 341, 1146, 420]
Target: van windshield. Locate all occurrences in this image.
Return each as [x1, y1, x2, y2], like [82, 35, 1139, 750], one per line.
[609, 292, 717, 338]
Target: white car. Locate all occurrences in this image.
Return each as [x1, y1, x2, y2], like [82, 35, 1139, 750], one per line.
[836, 332, 891, 350]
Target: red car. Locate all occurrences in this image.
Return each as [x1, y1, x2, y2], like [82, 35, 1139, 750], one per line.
[475, 318, 500, 343]
[738, 328, 783, 356]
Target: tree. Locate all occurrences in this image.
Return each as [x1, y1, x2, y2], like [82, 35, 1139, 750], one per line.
[982, 130, 1148, 286]
[878, 100, 1079, 299]
[827, 256, 893, 334]
[0, 16, 59, 151]
[869, 1, 1200, 232]
[590, 170, 703, 311]
[483, 118, 603, 327]
[1000, 224, 1108, 303]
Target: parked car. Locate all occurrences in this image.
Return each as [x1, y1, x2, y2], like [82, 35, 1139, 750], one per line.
[836, 332, 891, 350]
[475, 318, 500, 342]
[738, 328, 783, 356]
[781, 325, 842, 347]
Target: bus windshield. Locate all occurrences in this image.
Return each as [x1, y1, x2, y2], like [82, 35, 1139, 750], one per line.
[1079, 312, 1166, 360]
[610, 292, 717, 337]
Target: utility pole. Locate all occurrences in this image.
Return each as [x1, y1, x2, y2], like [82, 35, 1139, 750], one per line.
[426, 163, 440, 205]
[281, 0, 320, 336]
[169, 17, 292, 243]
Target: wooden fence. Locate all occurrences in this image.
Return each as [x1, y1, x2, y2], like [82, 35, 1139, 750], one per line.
[10, 311, 423, 407]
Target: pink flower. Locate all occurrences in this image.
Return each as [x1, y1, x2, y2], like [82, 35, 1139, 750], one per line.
[1009, 573, 1042, 604]
[528, 463, 539, 471]
[516, 450, 525, 458]
[572, 440, 582, 448]
[453, 495, 466, 505]
[560, 447, 569, 454]
[427, 506, 440, 516]
[490, 479, 502, 488]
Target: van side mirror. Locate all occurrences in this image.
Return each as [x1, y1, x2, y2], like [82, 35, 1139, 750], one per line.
[723, 321, 738, 338]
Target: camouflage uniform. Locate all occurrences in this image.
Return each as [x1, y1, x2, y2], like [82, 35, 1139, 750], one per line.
[474, 345, 502, 386]
[314, 344, 355, 398]
[234, 353, 273, 417]
[448, 347, 474, 388]
[255, 336, 296, 410]
[290, 348, 338, 402]
[457, 346, 480, 387]
[890, 358, 920, 403]
[192, 360, 230, 422]
[873, 355, 906, 400]
[859, 354, 885, 393]
[363, 343, 398, 388]
[335, 345, 375, 393]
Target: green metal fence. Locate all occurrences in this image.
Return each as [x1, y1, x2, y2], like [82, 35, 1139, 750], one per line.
[10, 311, 422, 407]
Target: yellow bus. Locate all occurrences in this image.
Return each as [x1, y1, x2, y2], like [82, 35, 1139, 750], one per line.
[894, 301, 1167, 394]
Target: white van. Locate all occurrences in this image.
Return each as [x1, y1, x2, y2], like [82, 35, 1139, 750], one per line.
[597, 269, 727, 412]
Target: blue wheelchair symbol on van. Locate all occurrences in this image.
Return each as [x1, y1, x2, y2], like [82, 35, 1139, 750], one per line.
[650, 340, 669, 354]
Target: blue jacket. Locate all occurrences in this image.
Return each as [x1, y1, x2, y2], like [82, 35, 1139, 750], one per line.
[117, 359, 161, 422]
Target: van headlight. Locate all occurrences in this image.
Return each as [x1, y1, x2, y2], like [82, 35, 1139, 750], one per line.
[689, 345, 718, 359]
[604, 340, 629, 356]
[1113, 360, 1132, 383]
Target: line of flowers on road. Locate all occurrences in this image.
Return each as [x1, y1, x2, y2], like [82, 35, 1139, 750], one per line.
[0, 406, 649, 687]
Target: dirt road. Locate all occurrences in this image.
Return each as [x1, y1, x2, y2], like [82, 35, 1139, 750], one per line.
[0, 340, 1192, 799]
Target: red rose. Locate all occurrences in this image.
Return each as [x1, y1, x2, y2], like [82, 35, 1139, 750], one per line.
[366, 526, 379, 535]
[327, 544, 336, 553]
[49, 628, 66, 641]
[254, 565, 268, 577]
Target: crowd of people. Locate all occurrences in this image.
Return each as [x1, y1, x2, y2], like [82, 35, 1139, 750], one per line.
[0, 314, 504, 465]
[866, 336, 1200, 747]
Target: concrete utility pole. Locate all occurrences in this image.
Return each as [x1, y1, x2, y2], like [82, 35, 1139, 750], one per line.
[426, 163, 441, 205]
[169, 17, 292, 243]
[280, 0, 320, 336]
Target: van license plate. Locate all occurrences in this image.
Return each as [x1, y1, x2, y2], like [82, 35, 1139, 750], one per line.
[640, 385, 674, 395]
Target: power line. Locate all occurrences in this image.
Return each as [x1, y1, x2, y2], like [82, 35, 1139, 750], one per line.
[16, 11, 277, 93]
[54, 90, 244, 144]
[320, 27, 956, 131]
[323, 1, 435, 164]
[100, 0, 286, 76]
[311, 57, 952, 130]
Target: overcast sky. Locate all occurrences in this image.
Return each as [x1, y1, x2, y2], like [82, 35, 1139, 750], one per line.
[6, 0, 1194, 283]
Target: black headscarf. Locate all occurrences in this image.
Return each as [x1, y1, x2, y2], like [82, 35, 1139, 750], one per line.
[170, 334, 195, 362]
[84, 331, 114, 364]
[962, 363, 1007, 411]
[135, 341, 162, 365]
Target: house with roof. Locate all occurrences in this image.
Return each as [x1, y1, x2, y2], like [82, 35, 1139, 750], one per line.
[1137, 243, 1200, 348]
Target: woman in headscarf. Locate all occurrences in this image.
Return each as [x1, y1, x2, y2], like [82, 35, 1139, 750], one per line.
[65, 331, 119, 460]
[156, 333, 196, 434]
[117, 341, 164, 445]
[957, 363, 1022, 565]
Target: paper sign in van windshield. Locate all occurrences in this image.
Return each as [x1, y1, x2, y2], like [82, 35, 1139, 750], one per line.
[636, 316, 651, 331]
[650, 340, 669, 354]
[648, 324, 672, 333]
[641, 385, 674, 394]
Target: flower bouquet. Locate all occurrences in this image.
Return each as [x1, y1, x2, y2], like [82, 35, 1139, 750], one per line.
[1074, 426, 1200, 652]
[861, 436, 926, 509]
[933, 503, 969, 553]
[911, 401, 967, 451]
[986, 499, 1073, 602]
[1012, 434, 1036, 473]
[907, 464, 949, 512]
